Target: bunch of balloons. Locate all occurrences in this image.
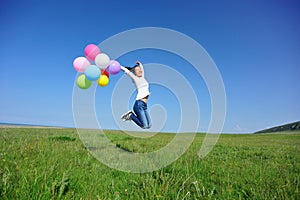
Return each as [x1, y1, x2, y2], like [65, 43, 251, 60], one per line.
[73, 44, 121, 89]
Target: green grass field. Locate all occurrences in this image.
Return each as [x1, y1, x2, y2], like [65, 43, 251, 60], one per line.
[0, 128, 299, 199]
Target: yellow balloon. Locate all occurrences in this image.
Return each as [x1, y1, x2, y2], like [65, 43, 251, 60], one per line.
[98, 74, 109, 87]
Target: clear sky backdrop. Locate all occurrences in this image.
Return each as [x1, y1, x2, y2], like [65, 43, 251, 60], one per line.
[0, 0, 299, 133]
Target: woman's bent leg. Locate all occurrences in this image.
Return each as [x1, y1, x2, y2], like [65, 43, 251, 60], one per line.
[130, 100, 150, 129]
[130, 112, 143, 127]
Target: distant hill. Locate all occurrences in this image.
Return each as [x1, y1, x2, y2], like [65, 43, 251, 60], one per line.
[0, 122, 67, 129]
[255, 121, 300, 133]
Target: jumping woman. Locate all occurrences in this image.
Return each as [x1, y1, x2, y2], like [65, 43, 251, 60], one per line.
[120, 61, 151, 129]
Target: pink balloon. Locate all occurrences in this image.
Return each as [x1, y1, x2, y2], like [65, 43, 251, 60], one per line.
[73, 57, 91, 72]
[84, 44, 101, 61]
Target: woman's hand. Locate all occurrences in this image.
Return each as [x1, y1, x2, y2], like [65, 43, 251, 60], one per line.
[120, 66, 126, 71]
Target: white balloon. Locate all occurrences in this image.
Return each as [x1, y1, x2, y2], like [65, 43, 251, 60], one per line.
[95, 53, 110, 69]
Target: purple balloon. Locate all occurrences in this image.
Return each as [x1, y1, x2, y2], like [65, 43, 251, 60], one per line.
[107, 60, 121, 75]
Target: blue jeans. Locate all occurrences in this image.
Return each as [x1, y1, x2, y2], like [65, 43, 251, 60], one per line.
[130, 100, 151, 129]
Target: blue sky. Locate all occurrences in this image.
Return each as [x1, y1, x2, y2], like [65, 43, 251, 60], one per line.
[0, 0, 299, 133]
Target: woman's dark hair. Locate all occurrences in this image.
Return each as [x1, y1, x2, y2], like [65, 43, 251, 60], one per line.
[125, 63, 140, 75]
[125, 66, 133, 70]
[133, 63, 140, 68]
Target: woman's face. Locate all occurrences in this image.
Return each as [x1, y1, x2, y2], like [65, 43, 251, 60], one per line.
[134, 66, 143, 77]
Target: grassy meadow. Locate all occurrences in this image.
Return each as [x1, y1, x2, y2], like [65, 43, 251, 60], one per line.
[0, 127, 299, 199]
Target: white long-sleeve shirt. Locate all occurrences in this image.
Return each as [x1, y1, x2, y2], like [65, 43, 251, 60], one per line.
[121, 64, 150, 100]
